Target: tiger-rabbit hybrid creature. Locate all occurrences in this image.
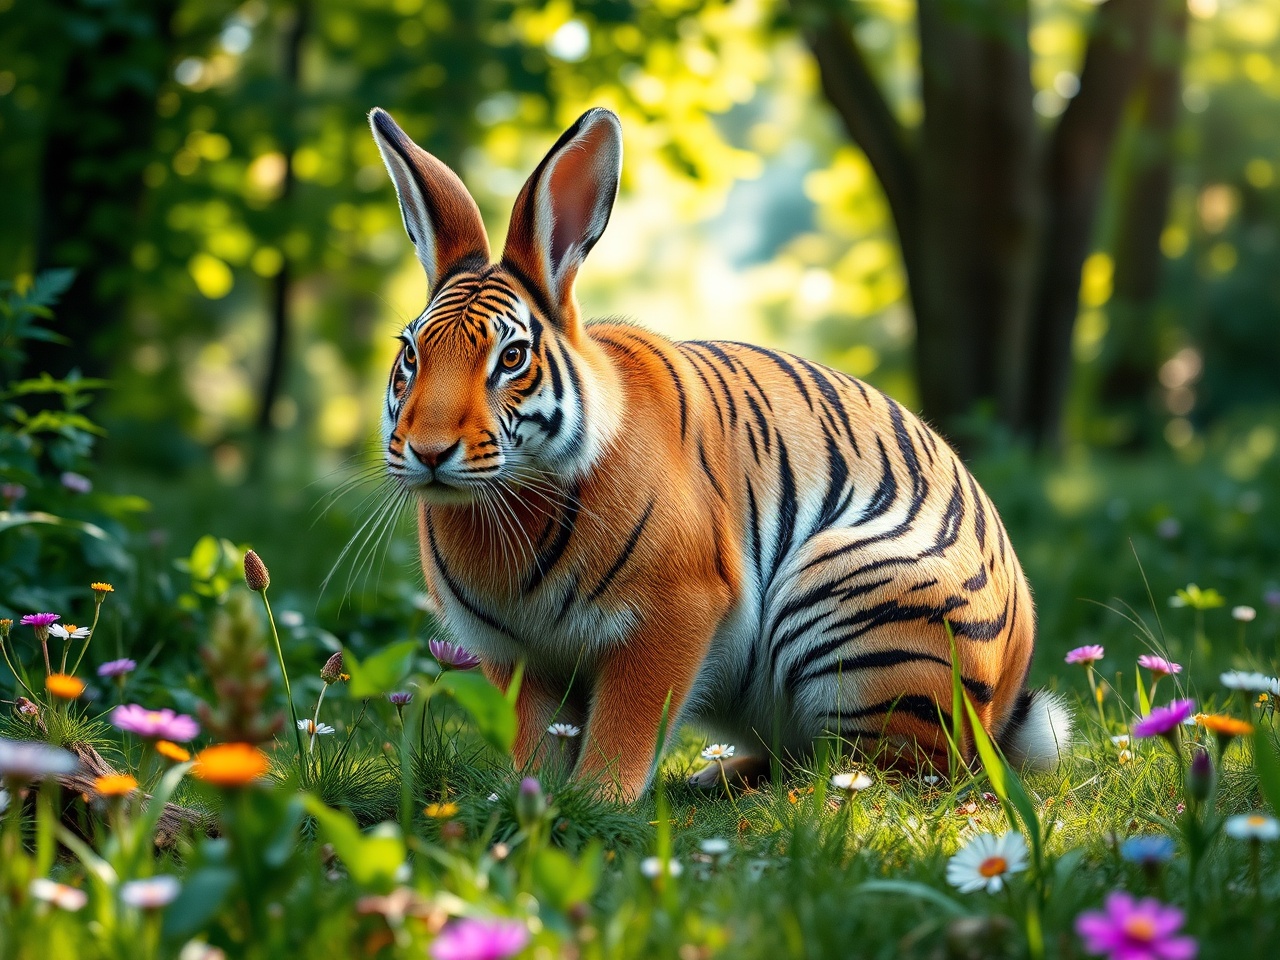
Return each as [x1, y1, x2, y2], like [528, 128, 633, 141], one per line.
[368, 105, 1071, 800]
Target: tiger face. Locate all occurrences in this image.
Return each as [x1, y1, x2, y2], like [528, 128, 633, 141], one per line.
[382, 269, 593, 504]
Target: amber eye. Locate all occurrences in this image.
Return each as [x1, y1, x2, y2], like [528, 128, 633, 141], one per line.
[403, 349, 416, 366]
[500, 344, 528, 371]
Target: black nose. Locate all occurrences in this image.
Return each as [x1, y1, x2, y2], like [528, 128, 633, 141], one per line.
[409, 439, 460, 469]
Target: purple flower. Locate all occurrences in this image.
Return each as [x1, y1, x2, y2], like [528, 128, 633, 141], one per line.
[1076, 891, 1196, 960]
[20, 613, 60, 628]
[388, 692, 413, 706]
[1133, 700, 1196, 738]
[1264, 589, 1280, 609]
[1, 483, 25, 504]
[1119, 835, 1176, 866]
[1066, 645, 1105, 666]
[429, 638, 481, 670]
[60, 472, 92, 494]
[98, 659, 137, 679]
[110, 705, 200, 742]
[1137, 655, 1181, 678]
[430, 918, 529, 960]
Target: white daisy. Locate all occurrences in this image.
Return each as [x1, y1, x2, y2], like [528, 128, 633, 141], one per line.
[120, 875, 181, 910]
[699, 837, 731, 856]
[1232, 605, 1257, 623]
[297, 719, 335, 736]
[47, 623, 90, 641]
[547, 723, 581, 738]
[29, 878, 88, 911]
[830, 771, 873, 792]
[639, 856, 682, 878]
[700, 743, 735, 762]
[1224, 813, 1280, 842]
[1221, 670, 1277, 692]
[921, 775, 941, 786]
[945, 832, 1029, 894]
[0, 737, 79, 781]
[1110, 734, 1131, 748]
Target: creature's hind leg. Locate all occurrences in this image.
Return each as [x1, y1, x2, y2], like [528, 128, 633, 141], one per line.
[764, 530, 1031, 772]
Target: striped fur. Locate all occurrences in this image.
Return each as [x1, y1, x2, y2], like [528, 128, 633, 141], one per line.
[368, 107, 1069, 799]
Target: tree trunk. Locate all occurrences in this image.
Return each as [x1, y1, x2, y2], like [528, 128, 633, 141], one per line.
[1098, 0, 1188, 445]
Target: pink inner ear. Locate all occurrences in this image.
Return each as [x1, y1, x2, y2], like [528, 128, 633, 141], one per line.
[546, 125, 610, 274]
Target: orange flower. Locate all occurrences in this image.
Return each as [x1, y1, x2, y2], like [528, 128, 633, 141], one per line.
[94, 774, 138, 797]
[154, 740, 191, 763]
[192, 743, 270, 788]
[45, 674, 85, 699]
[1196, 714, 1254, 737]
[90, 582, 114, 595]
[423, 802, 459, 819]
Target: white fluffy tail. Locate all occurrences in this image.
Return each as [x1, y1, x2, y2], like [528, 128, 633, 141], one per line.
[998, 688, 1073, 769]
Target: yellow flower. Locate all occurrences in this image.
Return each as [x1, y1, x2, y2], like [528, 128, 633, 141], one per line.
[192, 743, 270, 788]
[424, 802, 459, 819]
[45, 674, 85, 699]
[1196, 714, 1254, 737]
[94, 774, 138, 797]
[154, 740, 191, 763]
[90, 582, 114, 601]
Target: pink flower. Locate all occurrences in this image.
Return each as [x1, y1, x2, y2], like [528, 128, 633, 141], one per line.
[1076, 891, 1196, 960]
[430, 918, 529, 960]
[1137, 655, 1182, 678]
[388, 691, 413, 705]
[97, 659, 137, 679]
[20, 613, 60, 628]
[429, 638, 481, 670]
[60, 472, 92, 494]
[1133, 700, 1196, 738]
[110, 705, 200, 742]
[1066, 645, 1105, 666]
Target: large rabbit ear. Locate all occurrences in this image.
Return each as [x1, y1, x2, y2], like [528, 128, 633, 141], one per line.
[369, 108, 489, 291]
[501, 108, 622, 328]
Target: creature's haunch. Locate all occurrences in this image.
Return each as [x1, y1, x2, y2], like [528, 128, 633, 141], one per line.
[367, 105, 1071, 800]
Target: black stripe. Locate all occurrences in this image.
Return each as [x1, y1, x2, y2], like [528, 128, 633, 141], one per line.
[427, 517, 515, 639]
[722, 342, 813, 409]
[523, 486, 581, 593]
[698, 439, 726, 502]
[585, 500, 656, 604]
[610, 332, 688, 442]
[799, 648, 994, 704]
[823, 694, 951, 730]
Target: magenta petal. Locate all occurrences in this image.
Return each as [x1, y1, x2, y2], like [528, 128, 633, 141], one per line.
[1156, 936, 1198, 960]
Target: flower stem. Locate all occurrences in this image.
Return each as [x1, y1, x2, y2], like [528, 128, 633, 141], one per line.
[257, 589, 306, 786]
[68, 601, 103, 677]
[0, 639, 38, 699]
[308, 684, 329, 755]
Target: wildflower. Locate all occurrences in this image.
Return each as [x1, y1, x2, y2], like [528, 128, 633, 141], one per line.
[1186, 749, 1213, 803]
[1132, 700, 1196, 738]
[388, 692, 413, 706]
[20, 613, 60, 637]
[921, 774, 941, 786]
[1065, 645, 1105, 666]
[96, 658, 136, 681]
[640, 856, 683, 879]
[155, 741, 191, 763]
[1119, 835, 1176, 866]
[48, 623, 90, 642]
[29, 878, 88, 912]
[111, 705, 200, 742]
[0, 618, 10, 639]
[60, 472, 92, 494]
[120, 875, 181, 910]
[699, 837, 731, 856]
[1117, 749, 1133, 765]
[516, 777, 546, 826]
[547, 722, 580, 738]
[1075, 891, 1196, 960]
[242, 549, 270, 592]
[15, 697, 39, 717]
[192, 743, 270, 788]
[429, 918, 530, 960]
[94, 774, 138, 797]
[45, 674, 85, 700]
[429, 638, 481, 670]
[1265, 589, 1280, 609]
[1155, 518, 1181, 540]
[0, 742, 72, 783]
[1137, 655, 1181, 678]
[830, 771, 873, 792]
[90, 582, 114, 599]
[701, 743, 735, 762]
[1223, 813, 1280, 842]
[1111, 735, 1130, 749]
[319, 652, 345, 684]
[1220, 670, 1279, 693]
[1232, 605, 1256, 623]
[1195, 714, 1253, 737]
[946, 832, 1029, 894]
[1, 483, 25, 504]
[424, 802, 459, 819]
[297, 718, 335, 737]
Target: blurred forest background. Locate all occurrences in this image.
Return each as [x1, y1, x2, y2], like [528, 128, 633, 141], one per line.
[2, 0, 1279, 685]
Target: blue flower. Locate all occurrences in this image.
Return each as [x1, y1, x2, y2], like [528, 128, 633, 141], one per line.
[1120, 834, 1176, 865]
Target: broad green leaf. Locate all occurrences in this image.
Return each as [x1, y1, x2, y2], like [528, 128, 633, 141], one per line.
[851, 880, 968, 917]
[1135, 668, 1151, 716]
[188, 534, 222, 579]
[345, 640, 418, 698]
[531, 841, 603, 910]
[434, 669, 516, 753]
[161, 867, 236, 939]
[303, 798, 405, 890]
[962, 691, 1043, 869]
